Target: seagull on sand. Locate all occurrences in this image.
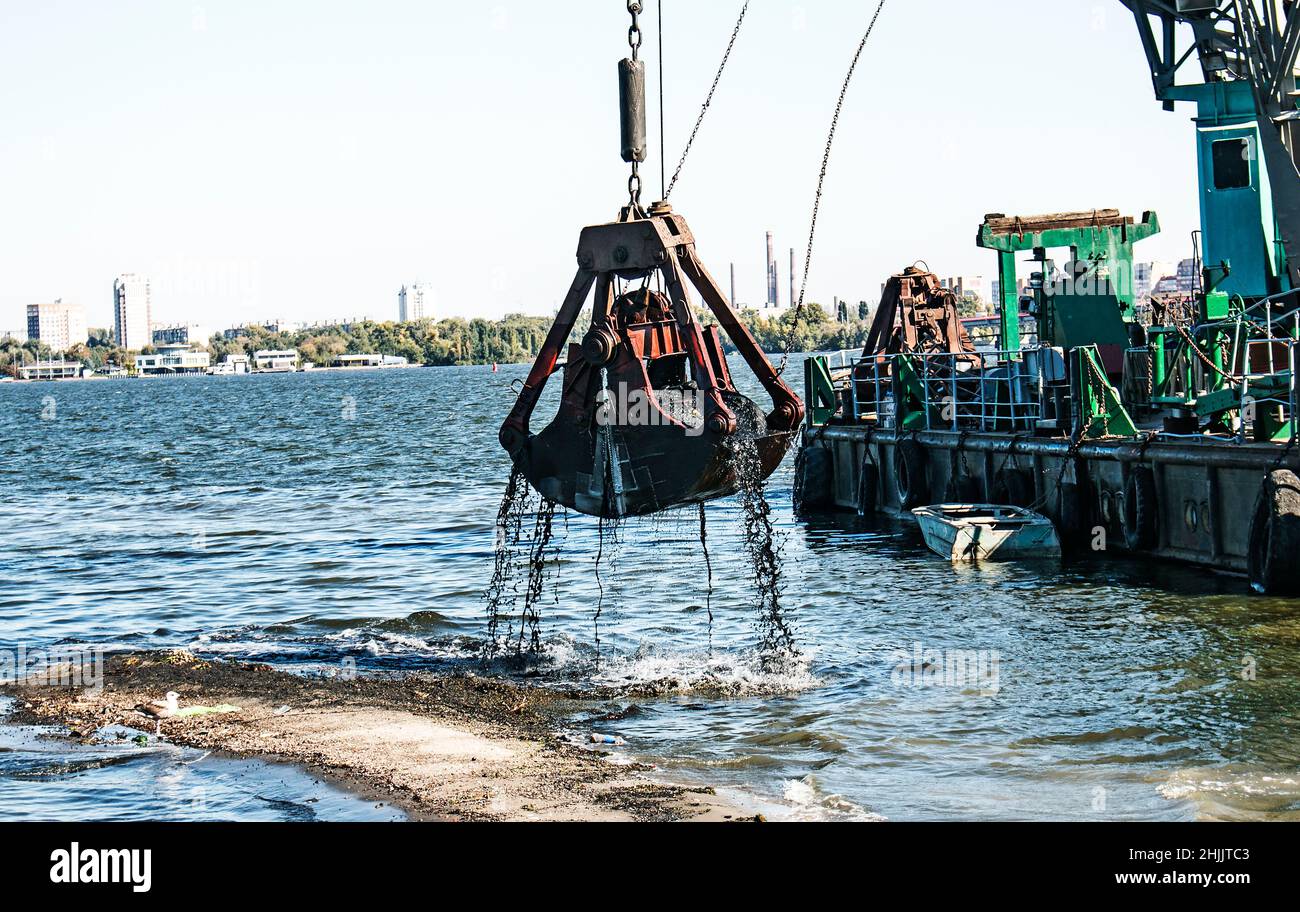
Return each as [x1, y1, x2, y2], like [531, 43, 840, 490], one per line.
[134, 692, 180, 736]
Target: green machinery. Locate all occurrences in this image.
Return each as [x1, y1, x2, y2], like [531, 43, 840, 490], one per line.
[1146, 289, 1296, 441]
[812, 3, 1300, 445]
[1121, 1, 1300, 439]
[1075, 344, 1139, 439]
[977, 209, 1160, 358]
[1124, 1, 1300, 299]
[975, 209, 1152, 440]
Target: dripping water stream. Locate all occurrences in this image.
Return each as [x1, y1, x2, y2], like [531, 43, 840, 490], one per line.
[726, 410, 799, 663]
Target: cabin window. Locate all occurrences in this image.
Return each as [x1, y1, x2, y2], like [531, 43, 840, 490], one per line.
[1211, 138, 1252, 190]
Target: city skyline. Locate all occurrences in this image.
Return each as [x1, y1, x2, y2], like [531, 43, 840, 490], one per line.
[4, 252, 1203, 357]
[0, 1, 1203, 330]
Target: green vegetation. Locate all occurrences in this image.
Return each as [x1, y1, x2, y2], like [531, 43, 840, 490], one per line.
[204, 307, 883, 368]
[3, 302, 904, 377]
[208, 315, 556, 368]
[1, 328, 132, 376]
[736, 303, 874, 358]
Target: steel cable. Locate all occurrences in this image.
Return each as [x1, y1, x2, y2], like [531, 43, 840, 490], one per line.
[777, 0, 888, 377]
[664, 1, 750, 200]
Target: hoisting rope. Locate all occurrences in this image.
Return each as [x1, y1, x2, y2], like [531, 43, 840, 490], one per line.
[776, 0, 888, 378]
[664, 1, 751, 200]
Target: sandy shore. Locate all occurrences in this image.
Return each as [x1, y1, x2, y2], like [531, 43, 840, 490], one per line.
[1, 651, 758, 823]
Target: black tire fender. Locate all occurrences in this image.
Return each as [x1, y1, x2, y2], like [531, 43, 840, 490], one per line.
[894, 439, 929, 510]
[857, 461, 879, 516]
[1248, 469, 1300, 596]
[995, 468, 1035, 508]
[796, 444, 834, 513]
[1122, 467, 1158, 552]
[1056, 481, 1087, 551]
[945, 474, 982, 504]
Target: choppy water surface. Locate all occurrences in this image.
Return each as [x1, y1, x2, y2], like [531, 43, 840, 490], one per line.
[2, 363, 1299, 821]
[0, 697, 403, 821]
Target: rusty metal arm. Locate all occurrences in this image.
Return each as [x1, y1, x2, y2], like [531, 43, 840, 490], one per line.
[678, 245, 805, 433]
[662, 249, 737, 435]
[499, 269, 597, 457]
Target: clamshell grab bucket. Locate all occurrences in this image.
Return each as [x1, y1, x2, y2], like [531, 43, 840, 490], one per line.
[499, 206, 804, 519]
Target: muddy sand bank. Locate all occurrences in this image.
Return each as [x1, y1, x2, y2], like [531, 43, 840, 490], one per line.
[0, 651, 758, 822]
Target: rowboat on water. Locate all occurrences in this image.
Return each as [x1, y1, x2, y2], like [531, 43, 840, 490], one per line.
[912, 505, 1061, 563]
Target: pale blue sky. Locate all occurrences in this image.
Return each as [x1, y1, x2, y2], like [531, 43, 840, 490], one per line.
[0, 0, 1203, 331]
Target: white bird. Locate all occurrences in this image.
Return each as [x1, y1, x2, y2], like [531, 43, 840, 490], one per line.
[134, 692, 180, 736]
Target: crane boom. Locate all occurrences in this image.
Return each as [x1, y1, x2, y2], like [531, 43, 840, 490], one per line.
[1122, 0, 1300, 293]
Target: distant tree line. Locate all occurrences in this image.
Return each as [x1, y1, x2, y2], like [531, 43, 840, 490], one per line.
[0, 328, 130, 375]
[2, 304, 891, 377]
[737, 302, 875, 358]
[208, 315, 557, 368]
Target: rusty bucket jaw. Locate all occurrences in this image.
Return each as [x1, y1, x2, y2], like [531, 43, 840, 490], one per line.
[500, 207, 805, 519]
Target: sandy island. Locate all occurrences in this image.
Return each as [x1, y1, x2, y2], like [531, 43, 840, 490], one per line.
[1, 651, 759, 823]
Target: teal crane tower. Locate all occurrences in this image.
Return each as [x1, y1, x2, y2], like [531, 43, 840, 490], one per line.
[1123, 0, 1300, 301]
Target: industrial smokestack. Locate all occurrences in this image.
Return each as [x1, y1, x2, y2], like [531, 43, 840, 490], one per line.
[766, 232, 778, 308]
[789, 248, 796, 311]
[730, 263, 737, 306]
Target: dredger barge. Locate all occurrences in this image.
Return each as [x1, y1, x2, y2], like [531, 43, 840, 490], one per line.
[797, 1, 1300, 596]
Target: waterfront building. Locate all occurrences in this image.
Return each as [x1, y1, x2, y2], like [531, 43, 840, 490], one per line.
[152, 323, 212, 348]
[209, 354, 251, 376]
[399, 285, 430, 322]
[1153, 275, 1181, 296]
[135, 344, 212, 376]
[331, 354, 410, 369]
[222, 320, 293, 340]
[1177, 258, 1198, 294]
[113, 275, 152, 350]
[19, 361, 85, 381]
[254, 349, 300, 372]
[1135, 260, 1177, 300]
[25, 301, 88, 353]
[941, 275, 990, 303]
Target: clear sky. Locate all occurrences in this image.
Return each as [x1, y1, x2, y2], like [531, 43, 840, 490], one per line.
[0, 0, 1204, 331]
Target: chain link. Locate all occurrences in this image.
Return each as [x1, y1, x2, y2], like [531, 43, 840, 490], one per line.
[627, 1, 643, 60]
[777, 0, 887, 377]
[664, 1, 750, 200]
[1174, 321, 1243, 384]
[625, 2, 645, 205]
[628, 165, 643, 206]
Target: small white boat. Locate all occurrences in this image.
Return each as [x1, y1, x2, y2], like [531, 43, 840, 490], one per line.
[912, 504, 1061, 563]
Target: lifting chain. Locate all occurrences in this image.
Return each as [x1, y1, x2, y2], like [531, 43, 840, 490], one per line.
[626, 1, 644, 207]
[627, 0, 643, 59]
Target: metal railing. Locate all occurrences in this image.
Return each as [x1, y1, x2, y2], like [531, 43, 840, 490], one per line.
[1233, 338, 1300, 444]
[813, 337, 1300, 444]
[837, 350, 1043, 433]
[1155, 327, 1299, 444]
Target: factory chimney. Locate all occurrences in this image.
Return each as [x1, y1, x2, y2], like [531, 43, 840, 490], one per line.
[789, 248, 796, 311]
[766, 232, 778, 308]
[730, 263, 737, 306]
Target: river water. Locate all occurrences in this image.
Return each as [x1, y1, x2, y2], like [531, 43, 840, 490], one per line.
[2, 362, 1298, 821]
